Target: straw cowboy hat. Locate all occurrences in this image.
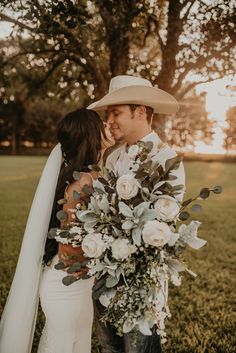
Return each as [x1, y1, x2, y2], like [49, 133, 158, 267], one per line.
[88, 75, 179, 114]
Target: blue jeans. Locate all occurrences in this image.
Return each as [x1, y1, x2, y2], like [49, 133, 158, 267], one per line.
[93, 299, 162, 353]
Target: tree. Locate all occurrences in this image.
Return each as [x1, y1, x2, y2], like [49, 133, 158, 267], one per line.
[0, 0, 235, 98]
[1, 0, 234, 148]
[224, 106, 236, 153]
[0, 95, 26, 154]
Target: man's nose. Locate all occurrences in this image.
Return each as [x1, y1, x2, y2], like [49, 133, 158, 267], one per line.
[106, 114, 114, 124]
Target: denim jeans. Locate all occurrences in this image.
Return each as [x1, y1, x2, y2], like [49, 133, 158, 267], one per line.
[93, 299, 162, 353]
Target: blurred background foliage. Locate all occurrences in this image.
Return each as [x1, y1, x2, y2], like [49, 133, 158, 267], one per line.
[0, 0, 235, 153]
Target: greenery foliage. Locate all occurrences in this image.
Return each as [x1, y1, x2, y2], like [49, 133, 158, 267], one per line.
[0, 156, 235, 352]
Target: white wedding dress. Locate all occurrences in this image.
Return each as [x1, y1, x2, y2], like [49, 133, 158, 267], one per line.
[37, 256, 94, 353]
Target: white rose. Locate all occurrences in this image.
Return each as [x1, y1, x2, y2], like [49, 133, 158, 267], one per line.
[81, 233, 106, 258]
[127, 145, 139, 159]
[116, 174, 139, 200]
[142, 220, 172, 247]
[111, 238, 136, 260]
[154, 196, 180, 222]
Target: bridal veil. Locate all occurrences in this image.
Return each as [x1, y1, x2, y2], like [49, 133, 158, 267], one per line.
[0, 144, 62, 353]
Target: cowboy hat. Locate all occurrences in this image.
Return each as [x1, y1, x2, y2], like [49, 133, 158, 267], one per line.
[88, 75, 179, 114]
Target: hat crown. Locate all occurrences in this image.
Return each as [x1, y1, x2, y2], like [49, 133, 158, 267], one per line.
[109, 75, 153, 93]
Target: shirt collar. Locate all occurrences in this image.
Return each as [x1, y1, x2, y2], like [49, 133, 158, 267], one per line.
[123, 131, 162, 152]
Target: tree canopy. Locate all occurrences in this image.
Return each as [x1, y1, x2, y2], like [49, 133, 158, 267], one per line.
[0, 0, 235, 152]
[1, 0, 235, 99]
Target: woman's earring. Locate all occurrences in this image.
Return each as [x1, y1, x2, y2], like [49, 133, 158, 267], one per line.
[63, 152, 69, 167]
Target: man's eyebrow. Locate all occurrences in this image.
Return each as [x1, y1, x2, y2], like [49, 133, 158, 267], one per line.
[108, 108, 119, 113]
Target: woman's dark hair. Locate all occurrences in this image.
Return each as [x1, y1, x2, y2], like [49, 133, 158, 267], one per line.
[43, 108, 106, 264]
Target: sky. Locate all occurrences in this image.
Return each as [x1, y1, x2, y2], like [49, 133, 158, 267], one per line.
[0, 21, 235, 154]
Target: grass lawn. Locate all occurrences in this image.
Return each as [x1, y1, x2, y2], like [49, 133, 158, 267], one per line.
[0, 156, 236, 353]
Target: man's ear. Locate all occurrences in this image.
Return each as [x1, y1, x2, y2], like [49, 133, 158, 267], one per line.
[135, 105, 146, 120]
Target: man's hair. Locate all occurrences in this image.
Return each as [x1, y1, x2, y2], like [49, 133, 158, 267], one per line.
[129, 104, 154, 124]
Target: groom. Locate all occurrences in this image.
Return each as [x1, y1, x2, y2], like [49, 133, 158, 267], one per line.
[89, 75, 185, 353]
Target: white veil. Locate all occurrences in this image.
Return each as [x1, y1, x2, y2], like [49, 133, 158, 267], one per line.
[0, 143, 62, 353]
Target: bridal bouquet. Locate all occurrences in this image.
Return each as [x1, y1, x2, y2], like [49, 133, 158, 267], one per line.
[49, 141, 222, 342]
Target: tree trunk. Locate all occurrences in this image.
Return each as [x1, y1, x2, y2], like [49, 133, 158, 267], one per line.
[11, 116, 16, 155]
[154, 0, 183, 94]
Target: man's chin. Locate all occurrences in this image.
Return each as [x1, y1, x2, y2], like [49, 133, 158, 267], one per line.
[111, 131, 123, 142]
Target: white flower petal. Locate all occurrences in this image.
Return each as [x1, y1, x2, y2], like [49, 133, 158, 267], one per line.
[187, 237, 207, 249]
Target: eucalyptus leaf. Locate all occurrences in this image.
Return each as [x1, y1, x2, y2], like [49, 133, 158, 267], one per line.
[105, 185, 115, 194]
[59, 230, 70, 238]
[98, 195, 110, 214]
[90, 196, 101, 214]
[84, 220, 98, 231]
[134, 202, 149, 218]
[167, 174, 178, 181]
[200, 187, 210, 199]
[106, 275, 120, 288]
[82, 184, 94, 194]
[72, 171, 80, 181]
[142, 160, 152, 171]
[94, 187, 105, 195]
[73, 190, 80, 200]
[77, 210, 97, 222]
[172, 184, 185, 191]
[179, 211, 190, 221]
[54, 262, 66, 270]
[57, 198, 67, 205]
[132, 227, 142, 246]
[93, 179, 105, 192]
[48, 228, 58, 239]
[67, 262, 82, 273]
[56, 210, 68, 222]
[118, 202, 133, 218]
[212, 185, 223, 194]
[145, 141, 154, 151]
[81, 274, 91, 280]
[122, 220, 134, 230]
[112, 226, 122, 236]
[165, 155, 181, 173]
[191, 204, 202, 212]
[62, 275, 78, 286]
[98, 177, 109, 186]
[140, 209, 157, 222]
[135, 170, 148, 179]
[167, 258, 186, 274]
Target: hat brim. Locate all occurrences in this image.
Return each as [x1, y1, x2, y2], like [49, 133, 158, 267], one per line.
[87, 85, 179, 114]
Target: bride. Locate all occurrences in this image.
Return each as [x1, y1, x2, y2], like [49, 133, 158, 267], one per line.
[0, 108, 114, 353]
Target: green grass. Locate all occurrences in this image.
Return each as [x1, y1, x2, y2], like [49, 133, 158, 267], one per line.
[0, 157, 236, 353]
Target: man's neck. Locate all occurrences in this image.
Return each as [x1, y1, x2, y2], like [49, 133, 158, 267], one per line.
[126, 127, 153, 146]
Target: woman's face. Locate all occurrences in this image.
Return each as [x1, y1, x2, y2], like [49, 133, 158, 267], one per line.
[101, 122, 115, 150]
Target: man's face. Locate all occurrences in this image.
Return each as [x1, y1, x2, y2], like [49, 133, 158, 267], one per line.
[106, 105, 136, 142]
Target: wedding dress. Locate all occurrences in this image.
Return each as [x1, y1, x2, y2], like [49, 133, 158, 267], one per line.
[37, 256, 94, 353]
[37, 171, 96, 353]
